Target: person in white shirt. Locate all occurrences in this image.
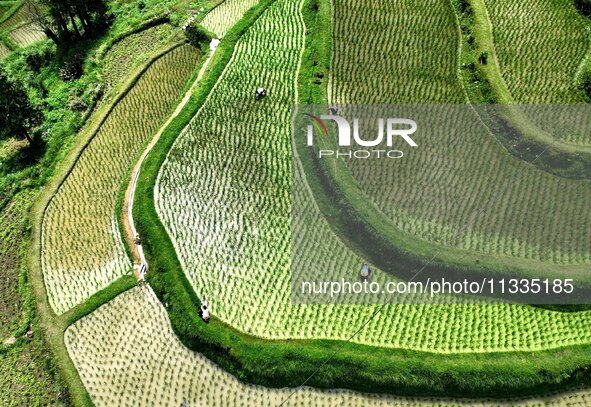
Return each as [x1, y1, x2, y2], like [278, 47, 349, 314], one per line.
[201, 300, 210, 322]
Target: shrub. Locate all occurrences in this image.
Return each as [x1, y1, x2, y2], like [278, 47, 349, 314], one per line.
[23, 43, 56, 73]
[574, 0, 591, 17]
[184, 23, 212, 48]
[576, 58, 591, 100]
[59, 53, 84, 81]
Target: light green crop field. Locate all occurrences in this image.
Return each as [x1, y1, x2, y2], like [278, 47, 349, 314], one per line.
[65, 286, 591, 407]
[41, 44, 199, 314]
[484, 0, 589, 105]
[0, 39, 9, 58]
[8, 23, 46, 47]
[328, 0, 591, 266]
[343, 106, 591, 265]
[330, 0, 464, 104]
[155, 0, 591, 352]
[201, 0, 259, 37]
[102, 24, 175, 97]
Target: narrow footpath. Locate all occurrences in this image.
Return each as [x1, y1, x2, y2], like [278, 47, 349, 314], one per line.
[122, 39, 220, 278]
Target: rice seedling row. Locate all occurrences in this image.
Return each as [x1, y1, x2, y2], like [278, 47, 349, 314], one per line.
[65, 286, 591, 407]
[155, 0, 591, 352]
[0, 3, 29, 33]
[330, 0, 464, 104]
[0, 39, 9, 58]
[342, 105, 591, 266]
[328, 0, 591, 265]
[41, 44, 199, 315]
[7, 22, 46, 47]
[484, 0, 589, 105]
[102, 23, 175, 97]
[201, 0, 260, 37]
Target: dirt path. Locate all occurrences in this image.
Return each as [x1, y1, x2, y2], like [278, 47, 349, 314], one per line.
[122, 39, 220, 276]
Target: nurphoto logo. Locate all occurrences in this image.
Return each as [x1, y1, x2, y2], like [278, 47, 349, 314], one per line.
[304, 112, 418, 159]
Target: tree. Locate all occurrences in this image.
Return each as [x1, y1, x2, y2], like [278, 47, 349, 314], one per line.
[24, 0, 61, 45]
[0, 66, 42, 143]
[25, 0, 111, 45]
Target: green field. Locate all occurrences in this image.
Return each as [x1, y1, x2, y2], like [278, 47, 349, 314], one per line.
[153, 0, 591, 355]
[330, 0, 464, 104]
[7, 23, 45, 47]
[101, 23, 175, 97]
[485, 0, 589, 105]
[201, 0, 259, 37]
[42, 44, 199, 314]
[3, 0, 590, 404]
[326, 0, 591, 271]
[0, 2, 28, 33]
[0, 334, 69, 407]
[65, 285, 591, 407]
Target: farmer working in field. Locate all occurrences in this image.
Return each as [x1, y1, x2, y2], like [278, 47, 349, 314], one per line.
[200, 300, 210, 322]
[360, 262, 371, 281]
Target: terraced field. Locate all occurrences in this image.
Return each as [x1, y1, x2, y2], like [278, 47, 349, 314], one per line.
[330, 0, 464, 104]
[8, 22, 45, 47]
[327, 1, 591, 266]
[0, 2, 48, 58]
[201, 0, 259, 37]
[41, 44, 199, 314]
[102, 24, 175, 96]
[154, 0, 591, 353]
[65, 286, 591, 407]
[0, 40, 9, 58]
[342, 105, 591, 265]
[11, 0, 590, 404]
[0, 2, 28, 33]
[65, 287, 591, 407]
[484, 0, 589, 105]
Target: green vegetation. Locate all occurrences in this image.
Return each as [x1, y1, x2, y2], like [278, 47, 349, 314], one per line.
[577, 55, 591, 100]
[452, 0, 591, 180]
[0, 1, 29, 33]
[576, 0, 591, 16]
[101, 22, 174, 97]
[25, 36, 204, 407]
[0, 1, 46, 58]
[26, 0, 110, 45]
[305, 0, 591, 294]
[125, 0, 591, 399]
[485, 0, 589, 106]
[1, 1, 208, 406]
[298, 0, 331, 104]
[65, 285, 591, 406]
[6, 0, 590, 405]
[42, 43, 199, 314]
[8, 23, 46, 47]
[330, 0, 463, 104]
[0, 64, 42, 143]
[0, 333, 70, 406]
[201, 0, 259, 37]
